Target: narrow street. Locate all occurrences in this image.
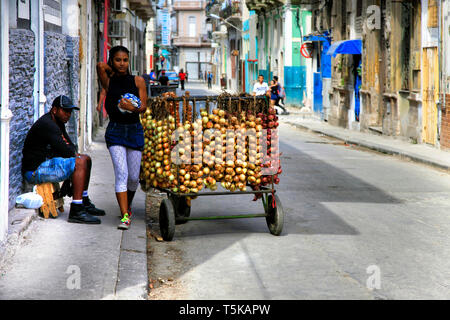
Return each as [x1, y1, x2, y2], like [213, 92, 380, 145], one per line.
[146, 83, 450, 300]
[1, 82, 450, 300]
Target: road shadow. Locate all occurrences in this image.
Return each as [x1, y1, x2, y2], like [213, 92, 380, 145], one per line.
[171, 139, 401, 238]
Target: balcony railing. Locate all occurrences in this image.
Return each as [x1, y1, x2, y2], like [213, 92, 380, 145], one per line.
[173, 36, 202, 46]
[172, 35, 211, 46]
[173, 0, 206, 11]
[219, 0, 241, 19]
[206, 0, 221, 15]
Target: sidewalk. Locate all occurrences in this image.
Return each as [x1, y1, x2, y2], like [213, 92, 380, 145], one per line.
[281, 107, 450, 172]
[0, 126, 148, 300]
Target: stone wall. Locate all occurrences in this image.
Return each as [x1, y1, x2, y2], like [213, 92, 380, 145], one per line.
[44, 32, 80, 150]
[8, 29, 36, 210]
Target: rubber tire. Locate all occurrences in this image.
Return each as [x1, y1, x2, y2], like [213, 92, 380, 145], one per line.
[159, 199, 176, 241]
[266, 194, 284, 236]
[173, 196, 191, 225]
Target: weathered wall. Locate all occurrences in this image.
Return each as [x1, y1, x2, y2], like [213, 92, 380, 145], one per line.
[44, 32, 80, 149]
[441, 95, 450, 150]
[8, 29, 36, 210]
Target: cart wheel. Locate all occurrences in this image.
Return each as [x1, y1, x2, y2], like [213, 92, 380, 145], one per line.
[266, 194, 284, 236]
[170, 196, 191, 225]
[159, 199, 175, 241]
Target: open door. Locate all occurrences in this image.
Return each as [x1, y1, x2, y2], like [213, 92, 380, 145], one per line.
[422, 47, 438, 145]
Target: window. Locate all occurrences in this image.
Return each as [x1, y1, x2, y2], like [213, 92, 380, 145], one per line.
[112, 0, 123, 12]
[188, 16, 196, 37]
[43, 0, 62, 32]
[17, 0, 31, 29]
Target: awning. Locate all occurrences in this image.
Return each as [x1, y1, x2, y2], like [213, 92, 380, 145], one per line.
[161, 49, 171, 57]
[303, 31, 331, 42]
[326, 39, 362, 57]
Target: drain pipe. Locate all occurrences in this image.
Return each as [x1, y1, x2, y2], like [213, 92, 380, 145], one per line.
[31, 0, 46, 120]
[0, 0, 12, 242]
[86, 0, 93, 146]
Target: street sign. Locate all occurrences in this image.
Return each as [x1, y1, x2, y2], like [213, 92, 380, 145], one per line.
[160, 9, 171, 46]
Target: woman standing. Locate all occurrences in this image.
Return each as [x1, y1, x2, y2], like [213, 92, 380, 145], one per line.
[96, 46, 147, 230]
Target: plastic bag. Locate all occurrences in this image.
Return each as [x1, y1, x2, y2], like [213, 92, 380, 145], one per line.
[117, 93, 141, 113]
[16, 191, 43, 209]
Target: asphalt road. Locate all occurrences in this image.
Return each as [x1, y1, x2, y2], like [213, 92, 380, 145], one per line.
[148, 82, 450, 300]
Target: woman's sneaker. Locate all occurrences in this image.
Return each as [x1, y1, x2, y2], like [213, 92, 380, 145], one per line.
[118, 212, 131, 230]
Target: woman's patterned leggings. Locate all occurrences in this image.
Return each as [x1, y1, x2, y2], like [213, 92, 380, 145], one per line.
[108, 145, 142, 193]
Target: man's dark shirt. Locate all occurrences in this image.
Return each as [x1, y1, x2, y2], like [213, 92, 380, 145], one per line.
[22, 112, 76, 173]
[159, 75, 169, 86]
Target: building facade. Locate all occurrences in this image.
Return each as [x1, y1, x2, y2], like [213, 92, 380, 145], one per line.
[172, 0, 213, 79]
[0, 0, 154, 243]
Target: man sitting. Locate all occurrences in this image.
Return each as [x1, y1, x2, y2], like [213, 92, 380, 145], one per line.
[22, 95, 104, 224]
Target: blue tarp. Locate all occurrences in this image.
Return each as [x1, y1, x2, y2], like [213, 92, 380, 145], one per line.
[303, 31, 331, 42]
[326, 39, 362, 57]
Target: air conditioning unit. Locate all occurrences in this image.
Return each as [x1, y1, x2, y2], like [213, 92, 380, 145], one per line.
[109, 20, 128, 38]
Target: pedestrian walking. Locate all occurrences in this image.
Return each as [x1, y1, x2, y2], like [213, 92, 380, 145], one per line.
[21, 95, 105, 224]
[96, 45, 148, 230]
[207, 72, 213, 89]
[179, 69, 186, 90]
[252, 75, 269, 96]
[271, 76, 288, 114]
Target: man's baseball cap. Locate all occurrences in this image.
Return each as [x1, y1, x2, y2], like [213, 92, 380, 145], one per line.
[52, 95, 79, 110]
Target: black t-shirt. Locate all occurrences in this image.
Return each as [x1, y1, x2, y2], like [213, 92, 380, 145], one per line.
[22, 113, 76, 173]
[104, 74, 141, 124]
[159, 75, 169, 86]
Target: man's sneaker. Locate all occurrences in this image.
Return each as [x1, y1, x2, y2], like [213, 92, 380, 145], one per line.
[82, 197, 106, 216]
[118, 212, 131, 230]
[68, 203, 101, 224]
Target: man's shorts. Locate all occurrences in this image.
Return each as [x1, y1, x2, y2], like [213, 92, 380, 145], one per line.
[24, 157, 76, 185]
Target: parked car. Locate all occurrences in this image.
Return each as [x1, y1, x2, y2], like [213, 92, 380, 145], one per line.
[165, 71, 179, 87]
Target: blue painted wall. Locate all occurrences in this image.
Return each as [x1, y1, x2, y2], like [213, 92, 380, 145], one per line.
[284, 66, 307, 105]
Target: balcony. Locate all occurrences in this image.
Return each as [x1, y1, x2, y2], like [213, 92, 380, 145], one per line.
[173, 36, 202, 47]
[173, 0, 206, 11]
[220, 0, 242, 22]
[172, 34, 212, 47]
[128, 0, 156, 20]
[246, 0, 286, 15]
[206, 0, 221, 15]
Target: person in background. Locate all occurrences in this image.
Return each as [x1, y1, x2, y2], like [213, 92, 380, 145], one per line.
[158, 70, 169, 86]
[179, 69, 186, 90]
[97, 88, 107, 115]
[274, 77, 288, 114]
[96, 45, 148, 230]
[22, 95, 104, 224]
[252, 75, 269, 96]
[270, 76, 288, 114]
[149, 69, 157, 81]
[207, 72, 213, 89]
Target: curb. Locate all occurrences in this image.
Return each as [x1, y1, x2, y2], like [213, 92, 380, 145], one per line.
[0, 208, 38, 271]
[285, 120, 450, 172]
